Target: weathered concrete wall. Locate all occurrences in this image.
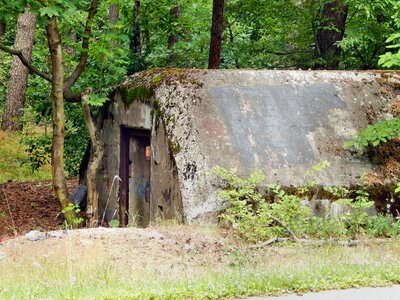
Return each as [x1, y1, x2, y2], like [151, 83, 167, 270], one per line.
[97, 94, 152, 222]
[97, 84, 184, 224]
[150, 120, 183, 221]
[99, 69, 394, 224]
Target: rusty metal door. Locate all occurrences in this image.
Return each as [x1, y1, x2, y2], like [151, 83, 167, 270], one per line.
[120, 128, 151, 227]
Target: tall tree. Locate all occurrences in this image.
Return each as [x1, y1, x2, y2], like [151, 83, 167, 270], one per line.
[1, 8, 36, 131]
[0, 21, 5, 38]
[128, 0, 146, 74]
[314, 0, 348, 69]
[0, 0, 100, 225]
[167, 5, 180, 66]
[208, 0, 225, 69]
[133, 0, 141, 55]
[45, 15, 76, 224]
[109, 3, 119, 24]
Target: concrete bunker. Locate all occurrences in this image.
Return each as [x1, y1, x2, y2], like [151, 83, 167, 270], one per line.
[96, 69, 397, 226]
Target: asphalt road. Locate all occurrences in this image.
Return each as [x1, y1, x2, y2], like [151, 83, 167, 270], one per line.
[243, 285, 400, 300]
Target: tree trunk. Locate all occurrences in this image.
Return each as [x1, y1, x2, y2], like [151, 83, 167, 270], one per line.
[1, 8, 36, 131]
[82, 90, 104, 227]
[133, 0, 141, 55]
[46, 17, 76, 226]
[65, 30, 77, 57]
[314, 0, 348, 69]
[227, 23, 240, 68]
[128, 0, 146, 75]
[109, 4, 119, 24]
[0, 21, 5, 38]
[208, 0, 225, 69]
[167, 6, 180, 66]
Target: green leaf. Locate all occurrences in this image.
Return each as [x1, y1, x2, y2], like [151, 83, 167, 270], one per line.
[87, 94, 108, 107]
[39, 7, 60, 18]
[395, 182, 400, 194]
[109, 220, 120, 228]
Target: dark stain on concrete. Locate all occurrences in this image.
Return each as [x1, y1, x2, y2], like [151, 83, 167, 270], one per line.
[211, 84, 346, 168]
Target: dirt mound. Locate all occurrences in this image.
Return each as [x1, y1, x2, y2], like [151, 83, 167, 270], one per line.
[0, 226, 229, 278]
[0, 179, 78, 237]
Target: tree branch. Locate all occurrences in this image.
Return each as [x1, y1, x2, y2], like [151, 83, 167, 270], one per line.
[0, 43, 51, 82]
[266, 212, 300, 242]
[63, 87, 83, 103]
[64, 0, 98, 89]
[82, 87, 105, 227]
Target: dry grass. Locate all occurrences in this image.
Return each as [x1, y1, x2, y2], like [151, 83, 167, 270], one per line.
[1, 226, 400, 299]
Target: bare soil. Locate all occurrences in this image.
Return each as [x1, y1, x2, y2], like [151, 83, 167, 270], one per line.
[0, 226, 229, 276]
[0, 179, 231, 283]
[0, 179, 78, 237]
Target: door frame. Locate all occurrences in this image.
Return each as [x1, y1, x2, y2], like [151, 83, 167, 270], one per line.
[119, 127, 151, 226]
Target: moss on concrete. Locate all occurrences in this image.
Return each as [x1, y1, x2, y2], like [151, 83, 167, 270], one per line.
[168, 140, 181, 155]
[121, 86, 154, 105]
[121, 68, 204, 94]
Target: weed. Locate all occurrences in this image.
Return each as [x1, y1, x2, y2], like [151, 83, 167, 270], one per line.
[61, 203, 84, 227]
[212, 163, 400, 242]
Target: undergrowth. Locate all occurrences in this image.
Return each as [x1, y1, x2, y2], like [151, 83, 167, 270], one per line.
[0, 130, 51, 184]
[212, 162, 400, 242]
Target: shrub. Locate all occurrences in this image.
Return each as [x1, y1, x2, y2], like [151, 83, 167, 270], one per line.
[212, 166, 400, 242]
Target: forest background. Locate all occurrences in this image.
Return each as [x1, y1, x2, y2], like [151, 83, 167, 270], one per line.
[1, 0, 400, 224]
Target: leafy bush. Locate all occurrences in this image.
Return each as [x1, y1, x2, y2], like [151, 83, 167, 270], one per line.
[343, 118, 400, 151]
[21, 133, 52, 173]
[212, 165, 400, 242]
[19, 103, 89, 177]
[336, 188, 374, 236]
[379, 33, 400, 68]
[367, 214, 400, 238]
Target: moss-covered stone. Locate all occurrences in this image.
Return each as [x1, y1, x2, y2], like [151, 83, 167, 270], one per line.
[151, 74, 165, 85]
[121, 68, 204, 92]
[169, 140, 181, 155]
[121, 86, 154, 105]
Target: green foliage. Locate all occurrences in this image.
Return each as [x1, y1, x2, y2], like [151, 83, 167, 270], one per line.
[212, 167, 267, 242]
[213, 164, 400, 242]
[108, 219, 120, 228]
[367, 214, 400, 237]
[339, 0, 397, 69]
[121, 86, 154, 105]
[343, 118, 400, 151]
[379, 33, 400, 68]
[0, 131, 51, 184]
[395, 182, 400, 193]
[18, 104, 88, 177]
[336, 188, 374, 235]
[61, 203, 84, 226]
[268, 184, 312, 238]
[213, 167, 312, 242]
[20, 133, 52, 173]
[378, 1, 400, 68]
[304, 160, 331, 179]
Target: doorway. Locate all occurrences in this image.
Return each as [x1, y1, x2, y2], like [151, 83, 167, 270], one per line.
[120, 128, 151, 227]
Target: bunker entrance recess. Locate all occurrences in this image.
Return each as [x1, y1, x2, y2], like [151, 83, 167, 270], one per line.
[119, 127, 151, 227]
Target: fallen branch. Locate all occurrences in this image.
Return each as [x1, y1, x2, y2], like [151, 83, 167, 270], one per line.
[250, 238, 386, 249]
[266, 212, 300, 242]
[249, 237, 291, 248]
